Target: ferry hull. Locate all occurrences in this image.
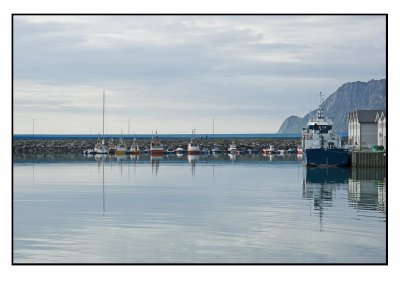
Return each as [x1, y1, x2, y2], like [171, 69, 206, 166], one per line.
[303, 148, 349, 167]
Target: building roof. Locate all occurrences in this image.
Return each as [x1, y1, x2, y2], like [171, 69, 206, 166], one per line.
[348, 110, 386, 123]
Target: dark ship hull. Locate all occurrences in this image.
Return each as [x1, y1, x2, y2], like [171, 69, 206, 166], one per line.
[303, 148, 349, 167]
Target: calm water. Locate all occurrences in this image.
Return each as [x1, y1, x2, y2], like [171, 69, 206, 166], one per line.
[13, 153, 386, 264]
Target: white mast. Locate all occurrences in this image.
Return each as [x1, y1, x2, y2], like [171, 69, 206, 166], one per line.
[102, 91, 105, 144]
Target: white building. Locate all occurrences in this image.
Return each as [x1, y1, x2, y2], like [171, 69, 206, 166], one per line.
[375, 111, 386, 150]
[348, 110, 385, 150]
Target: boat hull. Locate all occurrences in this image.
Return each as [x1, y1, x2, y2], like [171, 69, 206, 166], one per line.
[303, 148, 349, 167]
[150, 149, 164, 155]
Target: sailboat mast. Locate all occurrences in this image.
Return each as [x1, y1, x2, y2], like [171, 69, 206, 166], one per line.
[102, 91, 105, 141]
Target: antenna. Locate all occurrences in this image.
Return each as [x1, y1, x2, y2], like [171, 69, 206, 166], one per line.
[213, 118, 215, 135]
[32, 118, 35, 136]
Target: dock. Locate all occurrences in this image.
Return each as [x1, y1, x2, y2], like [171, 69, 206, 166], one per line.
[351, 151, 386, 168]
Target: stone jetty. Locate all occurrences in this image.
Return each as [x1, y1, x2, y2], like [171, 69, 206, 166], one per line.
[13, 137, 301, 154]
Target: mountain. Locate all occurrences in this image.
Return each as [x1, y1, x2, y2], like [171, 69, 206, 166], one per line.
[277, 79, 387, 134]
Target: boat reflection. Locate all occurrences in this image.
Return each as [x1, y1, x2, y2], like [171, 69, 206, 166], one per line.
[302, 166, 386, 231]
[187, 155, 199, 176]
[150, 155, 162, 176]
[302, 167, 349, 231]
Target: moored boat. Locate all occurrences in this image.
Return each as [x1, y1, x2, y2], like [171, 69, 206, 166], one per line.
[227, 142, 237, 154]
[301, 93, 349, 167]
[129, 138, 140, 154]
[263, 145, 276, 154]
[165, 147, 176, 155]
[115, 138, 128, 155]
[108, 138, 116, 154]
[175, 147, 185, 154]
[212, 145, 222, 154]
[150, 132, 163, 155]
[187, 129, 201, 155]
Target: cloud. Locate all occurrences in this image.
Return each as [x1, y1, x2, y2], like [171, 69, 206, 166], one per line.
[13, 15, 386, 133]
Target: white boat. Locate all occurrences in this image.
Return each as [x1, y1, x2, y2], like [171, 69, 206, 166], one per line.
[263, 145, 276, 154]
[175, 147, 185, 154]
[129, 138, 140, 154]
[227, 142, 237, 154]
[108, 138, 116, 154]
[187, 129, 201, 155]
[92, 92, 107, 154]
[277, 149, 286, 155]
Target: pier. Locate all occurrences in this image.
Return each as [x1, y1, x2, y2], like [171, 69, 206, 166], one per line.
[351, 151, 386, 168]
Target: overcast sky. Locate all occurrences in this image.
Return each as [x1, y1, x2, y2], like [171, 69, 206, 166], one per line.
[13, 15, 386, 134]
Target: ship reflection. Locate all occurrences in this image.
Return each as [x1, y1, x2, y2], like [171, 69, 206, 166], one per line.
[302, 166, 386, 231]
[302, 167, 349, 231]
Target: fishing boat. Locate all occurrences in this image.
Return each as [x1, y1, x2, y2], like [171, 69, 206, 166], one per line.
[263, 145, 276, 154]
[227, 142, 237, 154]
[115, 138, 128, 155]
[301, 93, 349, 167]
[187, 129, 201, 155]
[129, 138, 140, 154]
[150, 132, 163, 155]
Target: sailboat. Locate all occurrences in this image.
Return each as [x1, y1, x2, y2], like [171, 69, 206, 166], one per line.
[94, 91, 107, 154]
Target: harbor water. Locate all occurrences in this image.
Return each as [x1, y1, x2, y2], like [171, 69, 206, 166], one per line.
[13, 153, 386, 263]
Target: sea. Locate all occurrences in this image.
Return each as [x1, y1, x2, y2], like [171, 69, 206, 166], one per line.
[13, 152, 386, 264]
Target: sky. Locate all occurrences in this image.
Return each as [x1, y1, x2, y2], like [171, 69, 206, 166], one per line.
[13, 15, 386, 134]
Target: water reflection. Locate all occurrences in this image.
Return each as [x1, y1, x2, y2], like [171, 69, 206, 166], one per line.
[14, 152, 386, 263]
[349, 168, 386, 214]
[302, 167, 387, 231]
[302, 167, 349, 231]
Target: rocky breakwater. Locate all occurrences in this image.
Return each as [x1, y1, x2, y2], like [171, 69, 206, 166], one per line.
[13, 139, 97, 154]
[13, 138, 301, 154]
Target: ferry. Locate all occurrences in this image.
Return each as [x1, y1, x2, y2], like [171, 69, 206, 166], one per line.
[187, 129, 201, 155]
[150, 132, 163, 155]
[301, 94, 349, 167]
